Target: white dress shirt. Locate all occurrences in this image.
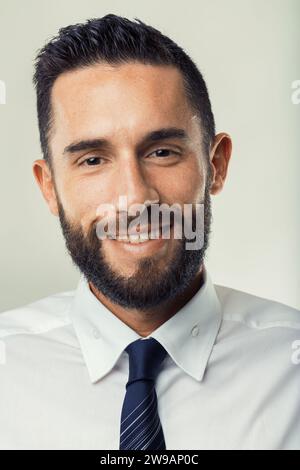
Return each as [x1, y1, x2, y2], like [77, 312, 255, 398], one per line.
[0, 264, 299, 450]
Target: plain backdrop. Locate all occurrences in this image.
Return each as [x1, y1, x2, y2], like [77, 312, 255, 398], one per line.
[0, 0, 299, 312]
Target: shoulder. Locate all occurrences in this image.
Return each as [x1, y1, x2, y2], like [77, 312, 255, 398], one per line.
[214, 283, 300, 331]
[0, 287, 76, 340]
[213, 284, 300, 383]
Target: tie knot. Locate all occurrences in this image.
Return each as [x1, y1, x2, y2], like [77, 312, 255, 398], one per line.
[125, 337, 167, 385]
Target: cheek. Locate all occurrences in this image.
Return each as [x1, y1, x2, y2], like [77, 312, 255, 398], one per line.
[55, 174, 111, 229]
[164, 161, 205, 204]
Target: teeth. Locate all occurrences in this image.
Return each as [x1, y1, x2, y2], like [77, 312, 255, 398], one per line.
[115, 233, 151, 243]
[109, 225, 169, 243]
[139, 233, 150, 241]
[150, 229, 160, 239]
[128, 235, 140, 242]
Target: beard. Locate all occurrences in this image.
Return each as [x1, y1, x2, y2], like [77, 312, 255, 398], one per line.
[55, 174, 212, 311]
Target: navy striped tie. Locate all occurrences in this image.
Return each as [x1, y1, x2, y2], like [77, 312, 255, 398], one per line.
[119, 337, 167, 450]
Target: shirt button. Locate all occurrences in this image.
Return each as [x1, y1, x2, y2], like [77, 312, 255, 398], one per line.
[191, 325, 199, 337]
[92, 328, 101, 339]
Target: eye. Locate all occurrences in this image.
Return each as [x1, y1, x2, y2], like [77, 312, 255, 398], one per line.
[147, 148, 179, 158]
[80, 156, 103, 166]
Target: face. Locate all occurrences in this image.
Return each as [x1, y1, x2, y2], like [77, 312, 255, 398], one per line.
[33, 62, 231, 310]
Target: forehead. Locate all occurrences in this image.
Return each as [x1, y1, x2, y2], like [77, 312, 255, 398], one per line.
[50, 62, 197, 144]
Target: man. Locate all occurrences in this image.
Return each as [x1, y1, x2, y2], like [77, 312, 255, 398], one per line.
[0, 14, 299, 450]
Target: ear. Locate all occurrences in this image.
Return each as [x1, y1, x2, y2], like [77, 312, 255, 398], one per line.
[32, 159, 59, 216]
[209, 133, 232, 195]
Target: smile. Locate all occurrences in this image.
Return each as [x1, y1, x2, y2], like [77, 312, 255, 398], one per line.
[106, 223, 174, 255]
[107, 223, 173, 244]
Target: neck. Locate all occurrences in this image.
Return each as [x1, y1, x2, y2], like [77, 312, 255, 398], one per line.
[88, 263, 205, 338]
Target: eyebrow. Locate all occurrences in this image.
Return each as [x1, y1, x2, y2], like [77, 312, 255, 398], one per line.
[63, 127, 191, 156]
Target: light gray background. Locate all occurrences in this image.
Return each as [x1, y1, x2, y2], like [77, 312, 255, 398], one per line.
[0, 0, 299, 312]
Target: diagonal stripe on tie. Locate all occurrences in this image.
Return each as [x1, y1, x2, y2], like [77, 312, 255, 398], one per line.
[119, 338, 167, 450]
[120, 390, 157, 443]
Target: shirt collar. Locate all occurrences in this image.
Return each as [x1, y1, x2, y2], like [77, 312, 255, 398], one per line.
[69, 264, 222, 384]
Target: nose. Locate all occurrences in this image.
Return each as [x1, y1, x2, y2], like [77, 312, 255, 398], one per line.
[113, 154, 160, 215]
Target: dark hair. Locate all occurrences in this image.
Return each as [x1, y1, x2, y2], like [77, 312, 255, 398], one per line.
[33, 13, 215, 169]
